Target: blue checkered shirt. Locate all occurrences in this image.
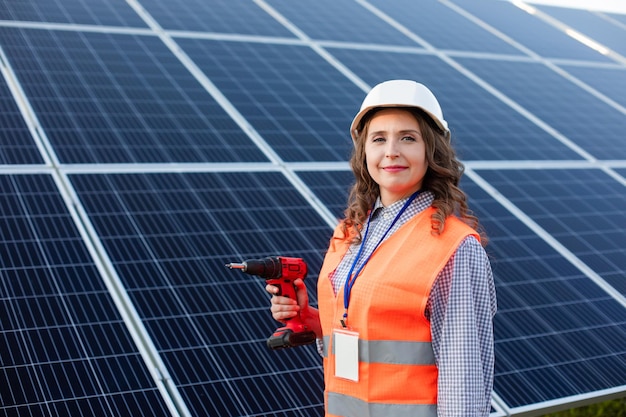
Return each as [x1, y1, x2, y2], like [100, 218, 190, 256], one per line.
[326, 191, 496, 416]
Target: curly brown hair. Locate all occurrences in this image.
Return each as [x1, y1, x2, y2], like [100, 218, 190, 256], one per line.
[341, 107, 487, 246]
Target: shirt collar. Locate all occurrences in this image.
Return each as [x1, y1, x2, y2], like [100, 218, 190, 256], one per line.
[372, 190, 435, 219]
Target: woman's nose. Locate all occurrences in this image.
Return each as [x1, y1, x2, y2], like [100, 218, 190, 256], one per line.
[385, 140, 400, 158]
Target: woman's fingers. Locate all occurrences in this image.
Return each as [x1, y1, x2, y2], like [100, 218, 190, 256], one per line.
[266, 284, 299, 322]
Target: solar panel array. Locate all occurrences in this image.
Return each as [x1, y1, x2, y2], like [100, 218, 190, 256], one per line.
[1, 1, 625, 416]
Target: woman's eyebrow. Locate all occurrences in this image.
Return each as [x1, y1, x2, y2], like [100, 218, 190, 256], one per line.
[368, 128, 421, 137]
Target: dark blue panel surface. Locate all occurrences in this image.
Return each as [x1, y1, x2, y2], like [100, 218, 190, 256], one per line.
[0, 174, 171, 417]
[139, 0, 294, 36]
[70, 172, 332, 417]
[456, 58, 626, 160]
[0, 0, 147, 27]
[0, 28, 267, 164]
[450, 0, 613, 62]
[0, 77, 43, 165]
[476, 169, 626, 295]
[297, 170, 353, 218]
[537, 5, 626, 57]
[177, 39, 360, 162]
[559, 64, 626, 109]
[462, 177, 626, 408]
[264, 0, 415, 45]
[368, 0, 523, 54]
[327, 48, 581, 161]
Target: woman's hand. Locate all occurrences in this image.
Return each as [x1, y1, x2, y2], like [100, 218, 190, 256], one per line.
[266, 278, 322, 338]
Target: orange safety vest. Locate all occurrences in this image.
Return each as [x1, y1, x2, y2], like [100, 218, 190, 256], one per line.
[317, 207, 479, 417]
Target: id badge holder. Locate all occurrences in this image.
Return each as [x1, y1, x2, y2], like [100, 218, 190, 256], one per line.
[333, 328, 359, 382]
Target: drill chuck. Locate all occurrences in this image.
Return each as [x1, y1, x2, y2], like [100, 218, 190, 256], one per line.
[225, 257, 283, 278]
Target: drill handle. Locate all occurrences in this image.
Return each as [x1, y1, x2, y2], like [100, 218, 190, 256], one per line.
[266, 277, 298, 300]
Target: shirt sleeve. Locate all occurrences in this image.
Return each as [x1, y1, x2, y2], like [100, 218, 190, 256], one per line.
[426, 235, 497, 417]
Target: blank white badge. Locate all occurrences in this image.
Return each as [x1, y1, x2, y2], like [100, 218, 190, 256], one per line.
[333, 329, 359, 382]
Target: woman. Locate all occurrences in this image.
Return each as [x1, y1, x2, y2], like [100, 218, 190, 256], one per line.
[268, 80, 496, 417]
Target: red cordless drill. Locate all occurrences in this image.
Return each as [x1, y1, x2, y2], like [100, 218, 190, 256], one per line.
[225, 256, 317, 350]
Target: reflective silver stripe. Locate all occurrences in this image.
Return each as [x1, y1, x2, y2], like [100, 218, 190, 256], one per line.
[323, 335, 330, 357]
[323, 334, 434, 365]
[360, 340, 435, 365]
[327, 392, 437, 417]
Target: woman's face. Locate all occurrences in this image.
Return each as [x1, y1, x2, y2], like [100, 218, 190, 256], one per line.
[364, 108, 428, 206]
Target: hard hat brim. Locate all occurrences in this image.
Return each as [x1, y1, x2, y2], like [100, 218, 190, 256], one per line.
[350, 104, 449, 142]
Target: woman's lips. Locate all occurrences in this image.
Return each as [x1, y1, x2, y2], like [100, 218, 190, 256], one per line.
[383, 165, 406, 173]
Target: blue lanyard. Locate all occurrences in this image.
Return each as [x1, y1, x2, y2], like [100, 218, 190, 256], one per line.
[341, 190, 420, 327]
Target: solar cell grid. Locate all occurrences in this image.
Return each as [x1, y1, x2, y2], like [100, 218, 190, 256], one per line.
[476, 169, 626, 295]
[1, 0, 626, 415]
[457, 58, 626, 160]
[0, 0, 147, 27]
[0, 77, 43, 165]
[176, 38, 359, 162]
[264, 0, 416, 45]
[536, 5, 626, 57]
[139, 0, 295, 36]
[0, 174, 172, 417]
[557, 64, 626, 109]
[69, 171, 329, 417]
[296, 170, 354, 218]
[326, 48, 582, 160]
[0, 27, 267, 164]
[450, 0, 613, 62]
[368, 0, 524, 55]
[461, 179, 626, 409]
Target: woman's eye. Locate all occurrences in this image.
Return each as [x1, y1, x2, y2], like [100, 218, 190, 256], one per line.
[402, 135, 416, 142]
[372, 136, 385, 143]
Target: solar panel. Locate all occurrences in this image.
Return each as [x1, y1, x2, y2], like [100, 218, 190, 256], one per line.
[0, 76, 43, 165]
[139, 0, 296, 36]
[68, 172, 329, 417]
[455, 58, 626, 160]
[175, 38, 360, 162]
[325, 48, 584, 161]
[367, 0, 525, 55]
[0, 174, 173, 417]
[1, 0, 625, 416]
[475, 169, 626, 295]
[556, 64, 626, 109]
[0, 0, 147, 27]
[0, 27, 267, 164]
[461, 175, 626, 411]
[535, 4, 626, 57]
[450, 0, 615, 62]
[263, 0, 417, 45]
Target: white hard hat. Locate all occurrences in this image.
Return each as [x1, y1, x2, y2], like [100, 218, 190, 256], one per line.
[350, 80, 449, 141]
